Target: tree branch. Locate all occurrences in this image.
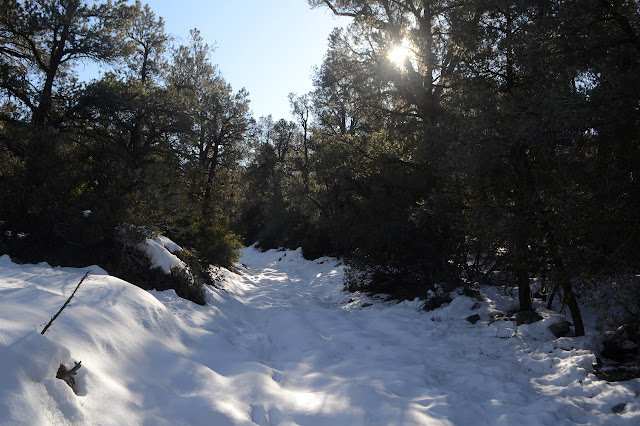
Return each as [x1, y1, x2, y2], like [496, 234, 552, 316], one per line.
[41, 271, 91, 335]
[321, 0, 358, 17]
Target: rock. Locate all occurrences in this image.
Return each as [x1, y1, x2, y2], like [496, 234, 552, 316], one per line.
[515, 310, 543, 326]
[461, 287, 484, 301]
[612, 403, 626, 414]
[421, 293, 453, 312]
[549, 320, 571, 338]
[466, 314, 481, 324]
[362, 303, 373, 308]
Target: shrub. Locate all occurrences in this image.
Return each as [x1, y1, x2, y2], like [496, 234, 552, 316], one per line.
[168, 266, 206, 306]
[345, 257, 434, 302]
[181, 217, 243, 270]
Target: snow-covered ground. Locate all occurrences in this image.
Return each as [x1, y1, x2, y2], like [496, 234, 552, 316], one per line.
[0, 245, 638, 425]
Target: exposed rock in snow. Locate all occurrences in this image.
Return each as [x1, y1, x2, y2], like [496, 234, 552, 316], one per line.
[549, 320, 572, 338]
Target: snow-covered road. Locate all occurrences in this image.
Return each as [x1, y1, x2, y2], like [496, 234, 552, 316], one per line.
[1, 246, 639, 424]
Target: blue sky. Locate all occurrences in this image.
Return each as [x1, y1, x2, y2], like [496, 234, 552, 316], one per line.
[142, 0, 350, 120]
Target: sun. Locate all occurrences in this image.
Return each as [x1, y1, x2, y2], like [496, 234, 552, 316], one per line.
[388, 39, 416, 70]
[388, 44, 410, 67]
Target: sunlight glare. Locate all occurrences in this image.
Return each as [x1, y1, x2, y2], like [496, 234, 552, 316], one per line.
[388, 44, 410, 68]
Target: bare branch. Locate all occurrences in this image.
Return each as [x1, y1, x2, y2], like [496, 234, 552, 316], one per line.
[321, 0, 358, 18]
[41, 271, 91, 335]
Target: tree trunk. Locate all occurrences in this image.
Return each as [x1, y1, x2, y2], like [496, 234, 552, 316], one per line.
[517, 270, 532, 311]
[515, 230, 532, 311]
[563, 279, 585, 336]
[202, 142, 220, 213]
[554, 256, 585, 336]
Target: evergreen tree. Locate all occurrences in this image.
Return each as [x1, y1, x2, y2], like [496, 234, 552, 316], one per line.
[306, 0, 466, 292]
[0, 0, 134, 264]
[0, 0, 130, 126]
[167, 29, 250, 267]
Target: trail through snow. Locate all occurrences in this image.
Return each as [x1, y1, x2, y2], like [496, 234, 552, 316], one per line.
[0, 246, 639, 425]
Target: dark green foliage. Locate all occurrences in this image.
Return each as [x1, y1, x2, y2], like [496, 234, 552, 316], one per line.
[0, 0, 132, 126]
[175, 248, 218, 289]
[241, 116, 320, 255]
[244, 1, 465, 288]
[345, 257, 436, 303]
[168, 267, 206, 306]
[179, 218, 243, 270]
[446, 0, 640, 333]
[0, 1, 245, 305]
[285, 0, 640, 333]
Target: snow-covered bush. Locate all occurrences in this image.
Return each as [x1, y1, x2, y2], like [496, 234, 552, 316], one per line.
[168, 265, 206, 305]
[111, 227, 207, 304]
[421, 287, 454, 311]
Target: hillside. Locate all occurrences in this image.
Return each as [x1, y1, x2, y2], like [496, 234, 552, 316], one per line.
[0, 247, 638, 425]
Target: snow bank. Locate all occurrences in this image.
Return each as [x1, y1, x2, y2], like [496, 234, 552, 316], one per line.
[116, 226, 185, 274]
[0, 247, 638, 425]
[136, 235, 185, 274]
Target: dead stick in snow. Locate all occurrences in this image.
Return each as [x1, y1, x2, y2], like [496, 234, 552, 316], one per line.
[57, 361, 82, 393]
[57, 361, 82, 379]
[41, 271, 91, 335]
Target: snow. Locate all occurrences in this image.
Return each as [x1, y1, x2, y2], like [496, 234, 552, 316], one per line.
[136, 235, 185, 274]
[0, 247, 639, 425]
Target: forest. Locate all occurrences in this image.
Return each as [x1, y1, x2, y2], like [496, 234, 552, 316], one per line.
[0, 0, 638, 340]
